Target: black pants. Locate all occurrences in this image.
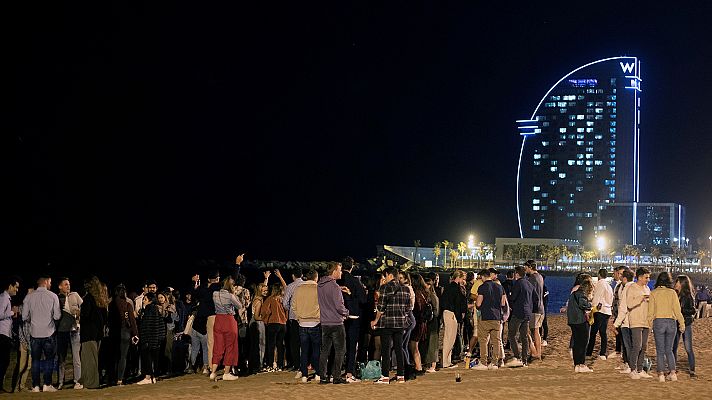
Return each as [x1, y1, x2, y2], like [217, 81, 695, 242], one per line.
[380, 328, 404, 377]
[248, 322, 262, 373]
[586, 313, 610, 356]
[344, 318, 360, 374]
[265, 323, 286, 369]
[319, 325, 346, 379]
[0, 334, 11, 389]
[140, 345, 160, 377]
[287, 320, 300, 370]
[570, 323, 590, 366]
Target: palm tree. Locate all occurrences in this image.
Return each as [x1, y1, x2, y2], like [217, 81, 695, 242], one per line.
[623, 244, 634, 264]
[457, 242, 467, 268]
[631, 247, 641, 268]
[651, 246, 662, 267]
[477, 242, 487, 268]
[449, 249, 459, 269]
[413, 240, 421, 264]
[504, 248, 513, 263]
[433, 242, 441, 267]
[442, 240, 451, 269]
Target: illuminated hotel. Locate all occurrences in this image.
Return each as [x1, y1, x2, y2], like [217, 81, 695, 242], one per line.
[516, 56, 643, 244]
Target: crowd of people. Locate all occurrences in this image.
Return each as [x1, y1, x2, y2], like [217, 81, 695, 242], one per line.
[0, 256, 703, 393]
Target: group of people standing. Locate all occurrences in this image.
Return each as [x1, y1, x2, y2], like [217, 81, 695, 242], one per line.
[567, 265, 697, 382]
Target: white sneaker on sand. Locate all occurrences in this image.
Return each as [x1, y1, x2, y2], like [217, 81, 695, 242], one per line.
[505, 358, 523, 368]
[74, 383, 84, 390]
[294, 371, 303, 379]
[43, 385, 57, 392]
[542, 340, 548, 347]
[639, 371, 653, 379]
[472, 364, 488, 371]
[487, 364, 499, 370]
[630, 371, 640, 380]
[574, 365, 581, 373]
[301, 376, 308, 383]
[31, 387, 40, 393]
[137, 377, 154, 385]
[314, 375, 321, 382]
[578, 365, 593, 373]
[346, 376, 361, 383]
[374, 376, 390, 384]
[658, 374, 665, 383]
[202, 367, 210, 375]
[598, 355, 607, 361]
[607, 352, 619, 358]
[619, 367, 632, 374]
[669, 372, 678, 382]
[222, 373, 239, 381]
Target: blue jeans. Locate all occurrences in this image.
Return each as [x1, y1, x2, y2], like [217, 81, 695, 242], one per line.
[56, 330, 81, 385]
[621, 327, 633, 367]
[401, 312, 415, 365]
[652, 318, 677, 373]
[298, 325, 321, 377]
[30, 336, 57, 388]
[673, 323, 695, 373]
[190, 331, 209, 366]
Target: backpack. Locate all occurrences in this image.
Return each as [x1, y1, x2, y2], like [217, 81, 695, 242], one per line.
[423, 301, 434, 322]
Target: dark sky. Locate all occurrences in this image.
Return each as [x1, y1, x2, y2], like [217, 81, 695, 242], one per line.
[9, 2, 712, 275]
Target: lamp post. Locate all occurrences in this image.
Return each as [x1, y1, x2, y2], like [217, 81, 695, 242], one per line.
[709, 235, 712, 268]
[468, 235, 475, 268]
[597, 236, 606, 268]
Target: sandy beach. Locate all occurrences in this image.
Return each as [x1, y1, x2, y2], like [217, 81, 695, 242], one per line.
[7, 315, 712, 400]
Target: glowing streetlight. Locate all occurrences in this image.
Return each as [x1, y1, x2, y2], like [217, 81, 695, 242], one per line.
[468, 235, 475, 267]
[596, 236, 606, 267]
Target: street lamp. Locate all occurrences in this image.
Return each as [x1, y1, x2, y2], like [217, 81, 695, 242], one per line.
[468, 234, 475, 268]
[596, 236, 606, 268]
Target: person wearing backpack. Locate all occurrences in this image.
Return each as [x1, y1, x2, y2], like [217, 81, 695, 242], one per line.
[409, 274, 430, 375]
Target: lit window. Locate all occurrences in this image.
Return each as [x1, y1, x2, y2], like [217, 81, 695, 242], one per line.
[609, 167, 616, 172]
[533, 206, 540, 211]
[585, 167, 593, 172]
[541, 206, 548, 211]
[610, 128, 616, 133]
[558, 173, 566, 178]
[594, 160, 603, 165]
[568, 160, 575, 165]
[550, 160, 558, 165]
[610, 121, 616, 126]
[595, 115, 603, 120]
[576, 186, 583, 192]
[560, 108, 567, 113]
[609, 141, 616, 146]
[549, 180, 557, 185]
[533, 199, 540, 204]
[586, 121, 594, 127]
[576, 160, 583, 165]
[557, 102, 567, 107]
[586, 173, 593, 179]
[595, 108, 603, 113]
[610, 147, 616, 153]
[541, 193, 548, 198]
[577, 154, 584, 159]
[558, 141, 566, 146]
[532, 225, 540, 230]
[610, 187, 616, 192]
[610, 154, 616, 159]
[577, 225, 583, 231]
[533, 161, 541, 165]
[569, 122, 576, 127]
[586, 128, 593, 133]
[577, 115, 585, 120]
[533, 186, 540, 191]
[609, 193, 616, 199]
[550, 167, 558, 172]
[609, 161, 616, 166]
[534, 154, 541, 159]
[585, 160, 593, 166]
[542, 141, 549, 146]
[586, 147, 594, 152]
[595, 134, 603, 139]
[542, 122, 550, 127]
[577, 141, 584, 145]
[577, 134, 584, 139]
[586, 154, 593, 159]
[568, 134, 575, 139]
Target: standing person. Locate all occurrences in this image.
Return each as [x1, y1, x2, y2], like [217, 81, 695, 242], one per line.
[189, 311, 209, 375]
[249, 279, 269, 374]
[137, 293, 165, 385]
[108, 284, 138, 386]
[233, 274, 251, 376]
[441, 270, 467, 369]
[192, 270, 221, 373]
[282, 269, 304, 375]
[292, 269, 320, 383]
[156, 291, 178, 376]
[567, 274, 593, 373]
[340, 257, 367, 383]
[409, 274, 429, 375]
[673, 275, 696, 378]
[79, 276, 108, 389]
[11, 288, 33, 392]
[398, 271, 416, 373]
[524, 260, 545, 363]
[610, 266, 626, 360]
[613, 268, 634, 374]
[23, 274, 61, 392]
[648, 272, 685, 383]
[626, 267, 653, 379]
[421, 277, 440, 373]
[317, 262, 350, 384]
[210, 276, 242, 381]
[260, 284, 287, 372]
[0, 276, 20, 393]
[370, 267, 410, 384]
[55, 278, 82, 389]
[505, 266, 534, 367]
[472, 269, 506, 371]
[467, 272, 484, 358]
[587, 269, 614, 360]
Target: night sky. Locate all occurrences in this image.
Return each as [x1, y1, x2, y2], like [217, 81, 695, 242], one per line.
[9, 2, 712, 278]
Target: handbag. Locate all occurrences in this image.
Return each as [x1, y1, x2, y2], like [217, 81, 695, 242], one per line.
[183, 314, 195, 336]
[359, 360, 382, 380]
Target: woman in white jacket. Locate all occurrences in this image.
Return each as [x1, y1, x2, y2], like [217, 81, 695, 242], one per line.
[613, 268, 634, 374]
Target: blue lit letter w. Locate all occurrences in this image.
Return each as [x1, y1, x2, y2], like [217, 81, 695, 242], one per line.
[620, 62, 635, 74]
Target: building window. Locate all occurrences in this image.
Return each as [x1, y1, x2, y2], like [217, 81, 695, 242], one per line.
[558, 173, 567, 178]
[541, 193, 548, 198]
[577, 115, 585, 120]
[595, 134, 603, 139]
[549, 180, 557, 185]
[532, 225, 540, 231]
[533, 161, 541, 165]
[577, 225, 583, 231]
[534, 154, 541, 159]
[550, 167, 558, 172]
[533, 206, 540, 211]
[568, 160, 575, 165]
[609, 193, 616, 199]
[533, 199, 540, 204]
[542, 141, 549, 146]
[577, 141, 584, 145]
[576, 186, 583, 192]
[595, 160, 603, 165]
[533, 186, 540, 191]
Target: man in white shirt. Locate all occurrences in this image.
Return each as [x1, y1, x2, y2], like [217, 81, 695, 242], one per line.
[586, 268, 614, 360]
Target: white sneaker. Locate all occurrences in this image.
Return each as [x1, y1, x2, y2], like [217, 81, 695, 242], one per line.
[222, 373, 239, 381]
[346, 376, 361, 383]
[43, 385, 57, 392]
[31, 386, 40, 393]
[472, 364, 488, 371]
[505, 358, 523, 368]
[607, 352, 619, 358]
[619, 367, 632, 374]
[301, 376, 308, 383]
[669, 372, 678, 382]
[569, 349, 573, 359]
[209, 372, 218, 381]
[598, 355, 607, 361]
[630, 371, 641, 380]
[639, 371, 653, 379]
[202, 367, 210, 375]
[487, 364, 499, 370]
[294, 371, 302, 379]
[314, 375, 321, 382]
[136, 377, 154, 385]
[578, 365, 593, 373]
[574, 365, 581, 373]
[374, 376, 390, 384]
[658, 374, 665, 383]
[74, 383, 84, 390]
[542, 340, 548, 347]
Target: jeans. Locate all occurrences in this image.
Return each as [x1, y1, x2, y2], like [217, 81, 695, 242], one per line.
[56, 331, 81, 385]
[673, 323, 695, 373]
[569, 323, 589, 366]
[30, 335, 56, 388]
[379, 328, 404, 377]
[116, 328, 131, 381]
[248, 321, 265, 372]
[265, 323, 286, 369]
[586, 313, 610, 356]
[401, 312, 415, 366]
[190, 330, 209, 366]
[287, 319, 301, 369]
[652, 318, 677, 373]
[620, 327, 632, 366]
[344, 318, 360, 374]
[629, 327, 649, 372]
[508, 316, 529, 360]
[298, 325, 321, 377]
[319, 324, 346, 378]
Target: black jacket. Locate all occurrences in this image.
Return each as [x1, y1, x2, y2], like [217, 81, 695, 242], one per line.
[440, 282, 467, 322]
[339, 271, 367, 317]
[140, 303, 167, 350]
[80, 293, 107, 343]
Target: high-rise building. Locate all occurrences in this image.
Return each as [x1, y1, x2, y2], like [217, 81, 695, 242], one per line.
[597, 202, 685, 249]
[516, 56, 642, 243]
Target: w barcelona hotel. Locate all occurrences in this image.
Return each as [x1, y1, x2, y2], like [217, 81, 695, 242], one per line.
[515, 56, 685, 250]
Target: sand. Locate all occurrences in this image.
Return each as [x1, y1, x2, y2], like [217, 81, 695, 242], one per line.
[7, 315, 712, 399]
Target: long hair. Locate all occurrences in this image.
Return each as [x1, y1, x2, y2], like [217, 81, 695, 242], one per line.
[411, 273, 427, 297]
[85, 276, 109, 309]
[655, 272, 673, 289]
[221, 276, 235, 293]
[253, 282, 267, 300]
[676, 275, 695, 300]
[578, 274, 594, 298]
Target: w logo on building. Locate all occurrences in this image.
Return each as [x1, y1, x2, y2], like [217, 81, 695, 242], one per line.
[620, 62, 635, 74]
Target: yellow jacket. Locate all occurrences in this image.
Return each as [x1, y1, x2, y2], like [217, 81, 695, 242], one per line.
[647, 287, 685, 331]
